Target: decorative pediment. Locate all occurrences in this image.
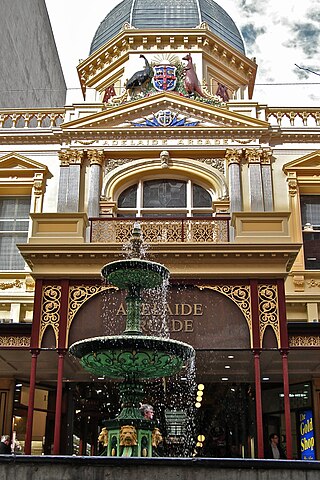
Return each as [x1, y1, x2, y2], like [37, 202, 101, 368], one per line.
[61, 93, 269, 134]
[0, 152, 48, 175]
[283, 151, 320, 174]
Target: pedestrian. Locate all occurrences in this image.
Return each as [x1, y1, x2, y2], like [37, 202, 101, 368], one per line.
[140, 404, 154, 420]
[0, 435, 11, 454]
[265, 433, 286, 459]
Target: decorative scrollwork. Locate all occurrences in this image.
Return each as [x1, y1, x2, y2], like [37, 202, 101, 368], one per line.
[289, 335, 320, 347]
[258, 284, 280, 347]
[196, 284, 252, 345]
[40, 286, 62, 347]
[67, 285, 118, 346]
[0, 336, 30, 347]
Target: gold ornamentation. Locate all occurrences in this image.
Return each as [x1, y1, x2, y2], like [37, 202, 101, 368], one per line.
[0, 336, 30, 347]
[197, 284, 252, 345]
[25, 275, 35, 292]
[293, 275, 305, 291]
[260, 149, 273, 165]
[225, 148, 243, 165]
[58, 150, 70, 167]
[289, 335, 320, 347]
[105, 158, 130, 173]
[258, 284, 280, 347]
[33, 180, 43, 196]
[87, 150, 105, 167]
[0, 280, 23, 290]
[307, 279, 320, 288]
[40, 286, 62, 347]
[91, 218, 229, 244]
[152, 428, 163, 447]
[197, 158, 225, 174]
[68, 150, 84, 165]
[120, 425, 137, 446]
[287, 178, 298, 197]
[245, 148, 261, 164]
[98, 427, 109, 447]
[67, 285, 118, 345]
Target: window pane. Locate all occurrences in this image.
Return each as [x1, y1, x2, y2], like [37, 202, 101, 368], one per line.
[0, 197, 30, 270]
[143, 180, 186, 208]
[118, 185, 137, 208]
[0, 233, 28, 270]
[300, 196, 320, 227]
[193, 184, 212, 207]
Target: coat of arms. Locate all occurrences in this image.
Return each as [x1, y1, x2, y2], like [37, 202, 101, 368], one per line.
[152, 64, 177, 92]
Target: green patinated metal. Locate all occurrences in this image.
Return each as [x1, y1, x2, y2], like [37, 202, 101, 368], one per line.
[69, 223, 195, 457]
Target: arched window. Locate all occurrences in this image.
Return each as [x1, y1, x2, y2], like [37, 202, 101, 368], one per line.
[117, 180, 212, 217]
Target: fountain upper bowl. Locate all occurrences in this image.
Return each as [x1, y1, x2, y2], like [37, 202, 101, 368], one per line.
[101, 259, 170, 290]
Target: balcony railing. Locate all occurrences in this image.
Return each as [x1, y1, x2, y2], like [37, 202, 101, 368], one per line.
[90, 217, 230, 244]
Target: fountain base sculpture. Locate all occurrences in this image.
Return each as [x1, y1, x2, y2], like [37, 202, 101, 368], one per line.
[69, 223, 195, 457]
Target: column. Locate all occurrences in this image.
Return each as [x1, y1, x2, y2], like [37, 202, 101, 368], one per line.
[281, 349, 293, 459]
[24, 349, 40, 455]
[87, 150, 104, 218]
[57, 151, 70, 212]
[246, 149, 264, 211]
[226, 149, 243, 213]
[253, 350, 264, 458]
[261, 149, 274, 211]
[226, 149, 243, 241]
[53, 349, 66, 455]
[67, 150, 84, 212]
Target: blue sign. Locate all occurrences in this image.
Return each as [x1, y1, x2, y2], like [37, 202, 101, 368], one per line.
[300, 410, 315, 460]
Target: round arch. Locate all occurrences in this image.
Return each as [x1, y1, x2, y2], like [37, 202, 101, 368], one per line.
[102, 156, 228, 201]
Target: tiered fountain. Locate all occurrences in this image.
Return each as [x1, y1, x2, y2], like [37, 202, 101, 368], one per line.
[69, 223, 195, 457]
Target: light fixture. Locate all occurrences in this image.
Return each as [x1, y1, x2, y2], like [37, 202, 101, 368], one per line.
[221, 377, 229, 381]
[196, 396, 203, 402]
[262, 377, 270, 381]
[197, 390, 203, 397]
[198, 384, 204, 390]
[197, 435, 205, 442]
[225, 365, 231, 369]
[227, 355, 234, 359]
[195, 402, 201, 408]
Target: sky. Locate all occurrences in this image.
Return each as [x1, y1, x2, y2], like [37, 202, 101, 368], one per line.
[45, 0, 320, 106]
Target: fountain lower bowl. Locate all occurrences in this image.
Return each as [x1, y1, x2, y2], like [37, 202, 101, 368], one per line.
[101, 259, 170, 290]
[69, 335, 195, 379]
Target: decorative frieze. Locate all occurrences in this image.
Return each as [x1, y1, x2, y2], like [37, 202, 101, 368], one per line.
[289, 335, 320, 347]
[0, 336, 30, 347]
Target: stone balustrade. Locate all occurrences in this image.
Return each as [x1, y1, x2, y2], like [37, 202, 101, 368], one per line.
[0, 109, 65, 129]
[266, 107, 320, 127]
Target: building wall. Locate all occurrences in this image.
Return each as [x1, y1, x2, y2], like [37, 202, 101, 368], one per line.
[0, 0, 66, 108]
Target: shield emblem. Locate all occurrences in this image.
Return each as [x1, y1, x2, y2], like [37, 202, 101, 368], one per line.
[156, 110, 176, 127]
[152, 65, 177, 92]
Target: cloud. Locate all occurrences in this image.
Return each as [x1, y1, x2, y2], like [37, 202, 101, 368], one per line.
[236, 0, 267, 15]
[287, 22, 320, 57]
[241, 23, 266, 47]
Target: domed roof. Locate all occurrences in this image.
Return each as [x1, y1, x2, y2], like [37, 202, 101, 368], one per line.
[90, 0, 245, 55]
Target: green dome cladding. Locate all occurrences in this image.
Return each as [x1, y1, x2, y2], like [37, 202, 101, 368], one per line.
[90, 0, 245, 55]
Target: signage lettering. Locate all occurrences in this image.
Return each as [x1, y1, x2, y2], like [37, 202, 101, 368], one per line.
[103, 139, 233, 147]
[299, 410, 316, 460]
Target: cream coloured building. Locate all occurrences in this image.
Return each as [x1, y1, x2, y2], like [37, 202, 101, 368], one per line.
[0, 0, 320, 460]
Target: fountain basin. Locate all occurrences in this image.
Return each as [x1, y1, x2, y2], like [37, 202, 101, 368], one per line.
[101, 259, 170, 290]
[69, 335, 194, 379]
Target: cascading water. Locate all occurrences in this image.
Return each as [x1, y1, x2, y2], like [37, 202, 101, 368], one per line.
[69, 222, 195, 457]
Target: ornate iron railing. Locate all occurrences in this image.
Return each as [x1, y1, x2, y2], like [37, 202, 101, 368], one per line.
[90, 217, 230, 244]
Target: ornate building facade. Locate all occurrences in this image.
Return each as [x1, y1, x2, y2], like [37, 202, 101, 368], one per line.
[0, 0, 320, 460]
